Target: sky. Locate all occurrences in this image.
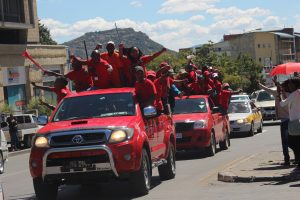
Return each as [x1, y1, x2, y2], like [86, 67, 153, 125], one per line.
[38, 0, 300, 51]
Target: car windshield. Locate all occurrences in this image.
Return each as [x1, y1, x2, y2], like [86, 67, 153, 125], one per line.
[174, 98, 208, 114]
[53, 93, 135, 122]
[228, 102, 251, 113]
[231, 96, 249, 101]
[257, 91, 275, 102]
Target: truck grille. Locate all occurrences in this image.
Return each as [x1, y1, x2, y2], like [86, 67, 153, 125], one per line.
[175, 122, 194, 132]
[49, 131, 107, 147]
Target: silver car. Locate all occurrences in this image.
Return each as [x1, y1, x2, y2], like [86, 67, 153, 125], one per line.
[0, 122, 8, 174]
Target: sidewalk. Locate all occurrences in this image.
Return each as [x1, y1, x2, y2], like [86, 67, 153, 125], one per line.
[218, 150, 300, 183]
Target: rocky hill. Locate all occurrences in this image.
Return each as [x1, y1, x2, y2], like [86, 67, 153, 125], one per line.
[62, 28, 167, 58]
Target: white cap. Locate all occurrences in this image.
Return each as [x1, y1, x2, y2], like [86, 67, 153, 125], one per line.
[212, 73, 218, 78]
[107, 41, 115, 45]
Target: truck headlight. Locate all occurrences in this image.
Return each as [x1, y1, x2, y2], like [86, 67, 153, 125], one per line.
[109, 129, 134, 144]
[194, 120, 207, 129]
[34, 136, 49, 148]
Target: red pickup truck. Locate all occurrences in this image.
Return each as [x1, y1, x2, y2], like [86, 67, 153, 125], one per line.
[29, 88, 176, 200]
[173, 95, 230, 156]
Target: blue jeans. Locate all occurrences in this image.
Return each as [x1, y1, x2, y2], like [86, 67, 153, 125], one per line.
[280, 119, 290, 162]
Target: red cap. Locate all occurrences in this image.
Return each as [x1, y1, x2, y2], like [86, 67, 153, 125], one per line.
[204, 71, 210, 76]
[157, 65, 171, 77]
[147, 70, 156, 78]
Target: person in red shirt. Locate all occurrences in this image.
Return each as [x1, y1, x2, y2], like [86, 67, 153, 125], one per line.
[154, 65, 172, 114]
[146, 70, 156, 82]
[44, 56, 93, 92]
[87, 50, 113, 89]
[134, 66, 161, 111]
[203, 71, 214, 93]
[185, 62, 197, 83]
[220, 83, 242, 114]
[31, 77, 72, 104]
[212, 73, 222, 106]
[100, 41, 123, 87]
[119, 43, 167, 86]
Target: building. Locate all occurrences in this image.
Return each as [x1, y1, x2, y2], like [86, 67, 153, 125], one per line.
[0, 0, 68, 113]
[211, 28, 300, 85]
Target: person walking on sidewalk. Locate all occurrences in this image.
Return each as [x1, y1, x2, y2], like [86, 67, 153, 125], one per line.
[6, 114, 19, 151]
[279, 78, 300, 168]
[257, 79, 291, 166]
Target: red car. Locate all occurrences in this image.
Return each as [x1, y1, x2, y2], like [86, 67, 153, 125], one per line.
[173, 95, 230, 156]
[29, 88, 176, 200]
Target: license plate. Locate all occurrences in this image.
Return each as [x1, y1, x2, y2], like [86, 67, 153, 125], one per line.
[64, 160, 94, 170]
[176, 133, 183, 139]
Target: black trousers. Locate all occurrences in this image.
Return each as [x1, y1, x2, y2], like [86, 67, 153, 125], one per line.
[288, 135, 300, 164]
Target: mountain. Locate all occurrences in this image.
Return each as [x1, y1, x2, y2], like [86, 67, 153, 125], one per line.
[62, 28, 167, 58]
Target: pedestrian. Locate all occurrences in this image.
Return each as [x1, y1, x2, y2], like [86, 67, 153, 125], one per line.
[279, 78, 300, 169]
[6, 114, 19, 151]
[257, 79, 291, 166]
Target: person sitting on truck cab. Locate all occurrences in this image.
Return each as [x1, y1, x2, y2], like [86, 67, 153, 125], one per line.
[134, 66, 161, 112]
[31, 77, 72, 104]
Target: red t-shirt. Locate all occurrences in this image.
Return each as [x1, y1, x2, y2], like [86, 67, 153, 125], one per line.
[51, 87, 72, 103]
[188, 71, 197, 83]
[154, 77, 172, 99]
[220, 90, 232, 110]
[87, 59, 112, 89]
[121, 55, 154, 86]
[189, 82, 206, 95]
[100, 52, 122, 87]
[203, 78, 214, 92]
[65, 68, 93, 92]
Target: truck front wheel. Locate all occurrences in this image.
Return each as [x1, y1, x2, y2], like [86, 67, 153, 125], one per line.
[158, 143, 176, 180]
[129, 148, 151, 196]
[33, 178, 58, 200]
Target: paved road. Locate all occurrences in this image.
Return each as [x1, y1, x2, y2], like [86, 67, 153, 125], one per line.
[1, 125, 299, 200]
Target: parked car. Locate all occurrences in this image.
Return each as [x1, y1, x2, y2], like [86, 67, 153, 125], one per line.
[3, 114, 40, 148]
[228, 100, 263, 137]
[173, 95, 230, 156]
[0, 122, 8, 174]
[231, 94, 250, 101]
[29, 88, 176, 199]
[250, 89, 276, 121]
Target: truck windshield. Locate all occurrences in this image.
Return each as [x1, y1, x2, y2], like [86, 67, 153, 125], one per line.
[53, 93, 135, 122]
[228, 102, 250, 113]
[257, 91, 275, 102]
[174, 98, 208, 114]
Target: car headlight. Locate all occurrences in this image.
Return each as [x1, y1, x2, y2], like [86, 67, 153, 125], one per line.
[34, 136, 49, 148]
[109, 129, 134, 144]
[194, 120, 207, 129]
[237, 119, 247, 124]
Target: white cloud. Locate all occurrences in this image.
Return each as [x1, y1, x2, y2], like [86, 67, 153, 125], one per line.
[130, 1, 142, 8]
[158, 0, 218, 14]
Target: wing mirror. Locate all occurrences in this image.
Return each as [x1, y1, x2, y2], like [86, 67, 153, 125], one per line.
[143, 106, 157, 118]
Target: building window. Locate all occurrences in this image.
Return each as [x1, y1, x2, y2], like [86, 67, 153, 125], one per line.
[3, 0, 25, 23]
[259, 58, 262, 62]
[263, 44, 265, 48]
[258, 44, 260, 48]
[28, 0, 34, 24]
[4, 84, 27, 111]
[268, 44, 271, 48]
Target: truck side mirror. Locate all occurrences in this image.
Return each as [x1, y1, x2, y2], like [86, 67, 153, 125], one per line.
[1, 122, 8, 128]
[143, 106, 157, 118]
[37, 116, 48, 126]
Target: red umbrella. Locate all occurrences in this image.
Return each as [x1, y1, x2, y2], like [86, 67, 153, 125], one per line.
[270, 62, 300, 76]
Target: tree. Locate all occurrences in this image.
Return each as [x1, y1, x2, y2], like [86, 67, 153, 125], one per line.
[27, 99, 53, 116]
[39, 21, 57, 45]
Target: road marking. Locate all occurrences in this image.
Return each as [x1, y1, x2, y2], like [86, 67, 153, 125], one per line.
[199, 153, 260, 184]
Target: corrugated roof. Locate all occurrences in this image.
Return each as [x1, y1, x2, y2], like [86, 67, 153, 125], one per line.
[294, 33, 300, 38]
[271, 32, 294, 39]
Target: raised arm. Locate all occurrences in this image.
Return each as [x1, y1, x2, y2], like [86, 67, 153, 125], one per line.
[151, 48, 167, 60]
[257, 81, 277, 96]
[31, 82, 53, 92]
[44, 70, 63, 77]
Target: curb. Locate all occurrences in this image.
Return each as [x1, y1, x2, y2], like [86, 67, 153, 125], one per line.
[218, 171, 297, 183]
[8, 148, 31, 157]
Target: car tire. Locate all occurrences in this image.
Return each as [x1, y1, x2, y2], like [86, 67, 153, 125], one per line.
[0, 153, 4, 174]
[257, 120, 263, 133]
[33, 178, 58, 200]
[25, 135, 33, 148]
[130, 148, 151, 196]
[248, 122, 255, 137]
[158, 143, 176, 180]
[206, 132, 216, 156]
[220, 131, 230, 150]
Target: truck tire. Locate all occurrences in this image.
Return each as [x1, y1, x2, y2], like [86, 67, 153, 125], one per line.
[220, 131, 230, 150]
[158, 143, 176, 180]
[257, 120, 263, 133]
[33, 178, 58, 200]
[206, 132, 216, 156]
[129, 149, 151, 196]
[0, 153, 4, 174]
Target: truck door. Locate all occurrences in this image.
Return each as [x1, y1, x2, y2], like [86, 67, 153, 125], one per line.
[144, 117, 159, 159]
[208, 98, 223, 141]
[156, 114, 168, 159]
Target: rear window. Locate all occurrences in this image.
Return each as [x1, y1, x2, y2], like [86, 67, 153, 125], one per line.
[174, 98, 208, 114]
